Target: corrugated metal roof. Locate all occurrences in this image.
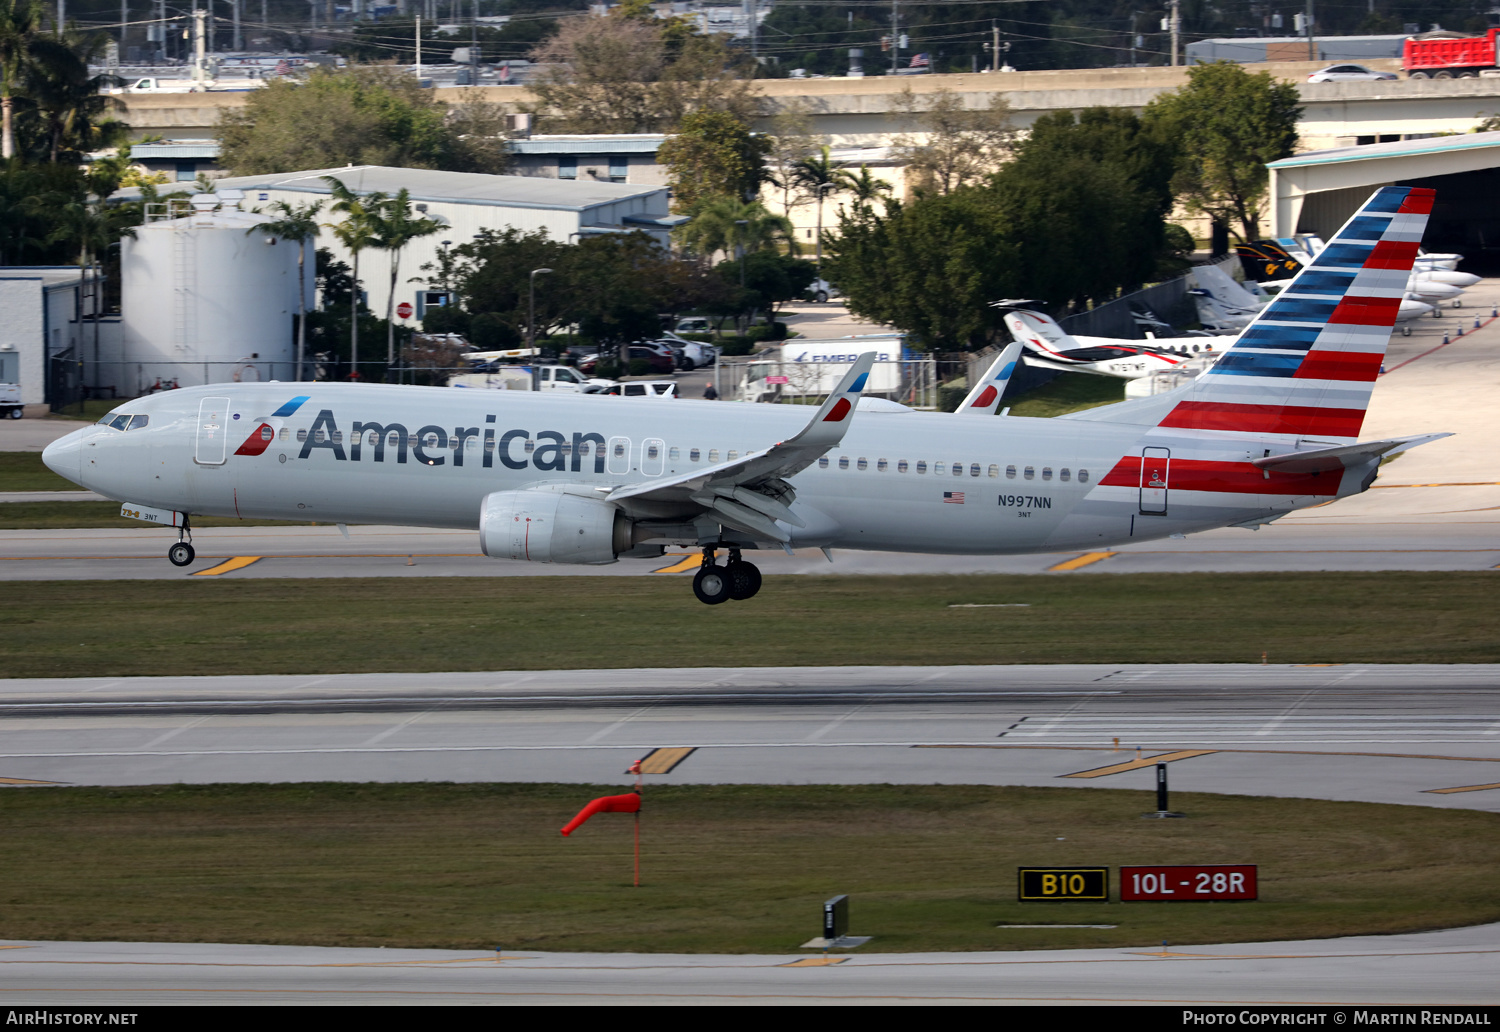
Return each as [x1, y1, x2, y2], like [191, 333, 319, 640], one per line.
[509, 134, 668, 155]
[1269, 130, 1500, 168]
[215, 165, 667, 212]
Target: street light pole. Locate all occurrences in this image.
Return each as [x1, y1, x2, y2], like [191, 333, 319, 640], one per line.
[529, 267, 552, 391]
[815, 182, 834, 283]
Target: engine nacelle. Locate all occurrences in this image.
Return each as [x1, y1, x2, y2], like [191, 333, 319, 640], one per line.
[479, 490, 629, 565]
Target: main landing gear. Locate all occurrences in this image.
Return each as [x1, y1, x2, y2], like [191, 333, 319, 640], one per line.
[167, 517, 195, 568]
[692, 548, 762, 605]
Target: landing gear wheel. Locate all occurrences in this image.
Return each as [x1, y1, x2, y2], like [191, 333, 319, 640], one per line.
[168, 542, 195, 567]
[726, 561, 762, 600]
[693, 564, 732, 605]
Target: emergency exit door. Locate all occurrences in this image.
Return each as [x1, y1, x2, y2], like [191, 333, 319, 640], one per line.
[195, 397, 231, 465]
[1139, 446, 1170, 515]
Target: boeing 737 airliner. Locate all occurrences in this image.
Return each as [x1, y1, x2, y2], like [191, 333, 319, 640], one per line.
[43, 187, 1448, 604]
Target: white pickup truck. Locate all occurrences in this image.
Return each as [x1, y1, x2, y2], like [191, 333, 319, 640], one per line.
[448, 365, 614, 393]
[0, 382, 22, 419]
[105, 76, 261, 94]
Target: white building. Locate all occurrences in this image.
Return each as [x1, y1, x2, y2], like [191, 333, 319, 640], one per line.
[206, 166, 685, 325]
[0, 268, 99, 413]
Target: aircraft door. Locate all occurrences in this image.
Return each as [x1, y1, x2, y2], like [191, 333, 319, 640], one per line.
[642, 438, 665, 476]
[195, 397, 231, 465]
[1139, 446, 1170, 515]
[607, 436, 631, 475]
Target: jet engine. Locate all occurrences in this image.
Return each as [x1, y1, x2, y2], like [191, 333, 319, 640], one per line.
[479, 490, 631, 565]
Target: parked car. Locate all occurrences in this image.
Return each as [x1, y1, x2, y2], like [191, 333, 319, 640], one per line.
[578, 344, 676, 376]
[590, 380, 679, 398]
[674, 316, 712, 334]
[1306, 64, 1398, 82]
[652, 333, 718, 370]
[806, 278, 841, 303]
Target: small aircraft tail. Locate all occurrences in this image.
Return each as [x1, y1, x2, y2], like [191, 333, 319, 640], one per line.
[1153, 186, 1435, 444]
[997, 307, 1087, 358]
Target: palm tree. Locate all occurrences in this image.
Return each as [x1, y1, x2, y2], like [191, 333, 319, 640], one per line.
[322, 176, 386, 382]
[838, 164, 893, 209]
[0, 0, 42, 160]
[373, 189, 442, 372]
[253, 199, 323, 382]
[676, 195, 798, 262]
[28, 26, 127, 164]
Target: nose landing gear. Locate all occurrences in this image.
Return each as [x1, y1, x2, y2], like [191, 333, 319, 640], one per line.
[692, 547, 762, 604]
[167, 517, 195, 567]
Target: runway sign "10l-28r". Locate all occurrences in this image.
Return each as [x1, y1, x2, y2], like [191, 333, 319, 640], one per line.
[1119, 865, 1257, 901]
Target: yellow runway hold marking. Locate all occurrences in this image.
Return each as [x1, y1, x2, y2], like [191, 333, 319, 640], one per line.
[0, 777, 62, 786]
[652, 553, 704, 574]
[1060, 749, 1217, 779]
[191, 556, 263, 577]
[1423, 782, 1500, 795]
[1047, 552, 1117, 572]
[632, 747, 698, 775]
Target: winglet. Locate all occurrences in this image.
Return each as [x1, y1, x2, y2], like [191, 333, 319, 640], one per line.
[957, 341, 1022, 415]
[779, 350, 878, 452]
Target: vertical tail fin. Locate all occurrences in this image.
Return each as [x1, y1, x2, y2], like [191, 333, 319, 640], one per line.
[957, 341, 1023, 415]
[1158, 186, 1434, 443]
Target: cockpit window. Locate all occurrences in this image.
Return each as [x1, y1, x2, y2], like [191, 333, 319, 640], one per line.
[99, 412, 148, 431]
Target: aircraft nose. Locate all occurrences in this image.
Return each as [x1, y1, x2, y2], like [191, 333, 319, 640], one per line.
[41, 429, 85, 486]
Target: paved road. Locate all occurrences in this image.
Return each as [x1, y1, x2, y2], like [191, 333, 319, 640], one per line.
[2, 924, 1496, 1004]
[3, 665, 1498, 813]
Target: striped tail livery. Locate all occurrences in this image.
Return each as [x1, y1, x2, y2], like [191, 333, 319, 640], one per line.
[1158, 186, 1433, 444]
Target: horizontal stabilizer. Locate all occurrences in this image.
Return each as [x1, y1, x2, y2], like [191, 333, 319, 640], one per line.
[1252, 433, 1451, 474]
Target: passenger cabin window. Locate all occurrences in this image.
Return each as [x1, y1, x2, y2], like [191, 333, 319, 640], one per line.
[1023, 466, 1035, 480]
[988, 464, 999, 478]
[877, 459, 888, 472]
[297, 429, 308, 442]
[934, 462, 946, 475]
[1060, 468, 1071, 482]
[1042, 467, 1053, 481]
[916, 461, 927, 474]
[669, 446, 680, 460]
[1078, 469, 1090, 483]
[857, 458, 868, 471]
[818, 456, 829, 469]
[708, 449, 720, 462]
[279, 428, 290, 441]
[1006, 465, 1016, 479]
[524, 439, 535, 454]
[897, 460, 909, 473]
[690, 448, 701, 462]
[728, 450, 738, 460]
[838, 456, 849, 470]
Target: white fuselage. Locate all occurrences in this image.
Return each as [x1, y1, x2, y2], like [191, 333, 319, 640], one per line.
[44, 382, 1366, 559]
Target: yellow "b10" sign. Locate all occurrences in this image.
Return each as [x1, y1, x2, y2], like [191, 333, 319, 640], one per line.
[1017, 867, 1109, 901]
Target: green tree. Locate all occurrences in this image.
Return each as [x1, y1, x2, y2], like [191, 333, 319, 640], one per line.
[27, 24, 126, 164]
[1144, 61, 1301, 242]
[373, 188, 443, 370]
[675, 195, 798, 262]
[322, 177, 388, 381]
[527, 10, 756, 133]
[253, 199, 323, 382]
[655, 110, 772, 214]
[217, 66, 510, 176]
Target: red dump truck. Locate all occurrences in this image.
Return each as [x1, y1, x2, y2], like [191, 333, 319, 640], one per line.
[1404, 28, 1500, 78]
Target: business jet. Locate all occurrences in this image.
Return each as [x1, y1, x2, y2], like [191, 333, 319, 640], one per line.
[992, 303, 1212, 378]
[43, 187, 1449, 605]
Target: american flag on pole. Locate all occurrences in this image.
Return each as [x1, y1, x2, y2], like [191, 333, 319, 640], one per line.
[943, 491, 965, 504]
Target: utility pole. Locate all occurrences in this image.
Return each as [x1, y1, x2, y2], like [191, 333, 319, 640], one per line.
[415, 15, 422, 76]
[232, 0, 241, 52]
[991, 20, 999, 71]
[192, 6, 206, 81]
[1305, 0, 1316, 60]
[1169, 0, 1181, 66]
[891, 0, 898, 75]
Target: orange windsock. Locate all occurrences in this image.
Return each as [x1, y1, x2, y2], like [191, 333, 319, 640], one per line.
[560, 791, 641, 836]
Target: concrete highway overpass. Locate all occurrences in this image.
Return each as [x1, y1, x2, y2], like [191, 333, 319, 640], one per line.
[125, 58, 1500, 152]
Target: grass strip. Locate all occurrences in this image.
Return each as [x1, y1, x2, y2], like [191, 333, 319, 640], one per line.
[2, 573, 1498, 677]
[0, 783, 1493, 953]
[1005, 372, 1126, 418]
[0, 452, 79, 494]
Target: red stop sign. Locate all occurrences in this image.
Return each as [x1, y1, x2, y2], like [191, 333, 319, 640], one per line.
[396, 302, 414, 319]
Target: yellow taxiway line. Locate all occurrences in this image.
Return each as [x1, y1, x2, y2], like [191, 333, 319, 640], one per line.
[652, 554, 705, 574]
[191, 556, 263, 577]
[1047, 552, 1117, 572]
[1059, 749, 1218, 779]
[1423, 782, 1500, 795]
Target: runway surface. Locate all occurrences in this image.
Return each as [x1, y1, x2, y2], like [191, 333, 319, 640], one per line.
[1, 923, 1497, 1005]
[4, 664, 1499, 813]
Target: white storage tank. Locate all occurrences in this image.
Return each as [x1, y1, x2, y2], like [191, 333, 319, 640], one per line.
[120, 191, 313, 392]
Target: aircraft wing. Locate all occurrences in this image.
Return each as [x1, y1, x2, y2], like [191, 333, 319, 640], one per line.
[956, 342, 1022, 415]
[1252, 433, 1452, 475]
[604, 352, 878, 542]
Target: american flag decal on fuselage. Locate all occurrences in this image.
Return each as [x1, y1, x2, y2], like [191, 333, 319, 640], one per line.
[1159, 186, 1434, 445]
[943, 492, 965, 504]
